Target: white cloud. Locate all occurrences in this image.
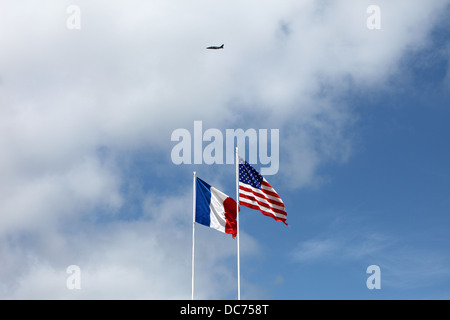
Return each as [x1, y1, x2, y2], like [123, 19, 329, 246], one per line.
[0, 190, 260, 299]
[0, 156, 122, 234]
[292, 231, 392, 264]
[292, 239, 337, 262]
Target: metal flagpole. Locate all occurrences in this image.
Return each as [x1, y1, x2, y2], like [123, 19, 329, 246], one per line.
[235, 147, 240, 300]
[192, 171, 197, 300]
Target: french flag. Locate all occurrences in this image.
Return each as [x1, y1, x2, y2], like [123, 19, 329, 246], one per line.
[195, 177, 237, 238]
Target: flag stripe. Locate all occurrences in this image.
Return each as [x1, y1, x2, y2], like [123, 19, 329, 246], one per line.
[239, 195, 287, 217]
[261, 180, 282, 193]
[239, 193, 286, 214]
[240, 181, 286, 208]
[239, 182, 284, 207]
[240, 201, 288, 222]
[239, 186, 285, 210]
[261, 182, 283, 200]
[209, 186, 227, 233]
[196, 178, 212, 227]
[239, 186, 286, 213]
[240, 199, 287, 220]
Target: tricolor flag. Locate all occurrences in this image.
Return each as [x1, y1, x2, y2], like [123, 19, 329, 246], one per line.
[239, 158, 288, 225]
[195, 177, 238, 238]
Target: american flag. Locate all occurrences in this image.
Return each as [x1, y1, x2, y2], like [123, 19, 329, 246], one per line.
[238, 158, 288, 225]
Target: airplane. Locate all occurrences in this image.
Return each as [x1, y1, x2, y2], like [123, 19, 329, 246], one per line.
[206, 44, 224, 49]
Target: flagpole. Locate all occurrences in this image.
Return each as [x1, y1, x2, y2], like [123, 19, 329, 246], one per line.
[235, 147, 240, 300]
[192, 171, 197, 300]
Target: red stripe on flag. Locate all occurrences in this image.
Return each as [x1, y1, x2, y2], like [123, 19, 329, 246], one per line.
[239, 184, 285, 208]
[261, 180, 283, 200]
[239, 192, 287, 216]
[239, 181, 288, 225]
[223, 197, 237, 238]
[240, 201, 288, 224]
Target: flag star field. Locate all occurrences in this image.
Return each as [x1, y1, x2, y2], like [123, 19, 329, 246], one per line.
[239, 159, 263, 189]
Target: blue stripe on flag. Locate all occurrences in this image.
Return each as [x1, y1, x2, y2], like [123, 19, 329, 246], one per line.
[195, 177, 212, 227]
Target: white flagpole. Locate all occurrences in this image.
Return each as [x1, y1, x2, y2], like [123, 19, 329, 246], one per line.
[192, 171, 197, 300]
[235, 147, 240, 300]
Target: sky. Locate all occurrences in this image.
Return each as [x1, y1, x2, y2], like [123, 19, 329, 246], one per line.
[1, 0, 450, 299]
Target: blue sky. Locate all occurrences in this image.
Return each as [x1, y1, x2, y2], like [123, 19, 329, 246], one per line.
[1, 0, 450, 299]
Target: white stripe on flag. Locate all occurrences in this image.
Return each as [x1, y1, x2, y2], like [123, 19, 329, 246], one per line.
[239, 184, 287, 220]
[242, 183, 285, 206]
[239, 181, 286, 209]
[209, 186, 228, 233]
[239, 197, 288, 220]
[239, 187, 286, 212]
